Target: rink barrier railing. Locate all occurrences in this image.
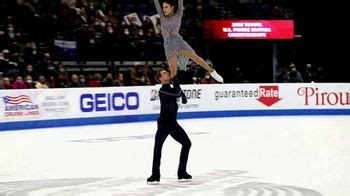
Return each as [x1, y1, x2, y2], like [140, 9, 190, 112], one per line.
[1, 109, 350, 131]
[1, 83, 349, 131]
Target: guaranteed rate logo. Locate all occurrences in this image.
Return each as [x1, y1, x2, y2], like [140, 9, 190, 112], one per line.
[2, 95, 40, 117]
[214, 86, 281, 107]
[256, 86, 281, 107]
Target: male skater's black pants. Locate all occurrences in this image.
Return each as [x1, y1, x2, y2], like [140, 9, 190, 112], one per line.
[152, 119, 191, 175]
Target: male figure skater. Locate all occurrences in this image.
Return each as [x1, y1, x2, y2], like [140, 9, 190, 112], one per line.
[147, 69, 192, 183]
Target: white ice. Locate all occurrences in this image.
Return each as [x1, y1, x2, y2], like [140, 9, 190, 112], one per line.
[0, 116, 349, 196]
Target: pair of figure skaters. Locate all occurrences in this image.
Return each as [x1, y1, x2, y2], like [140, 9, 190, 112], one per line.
[147, 0, 224, 184]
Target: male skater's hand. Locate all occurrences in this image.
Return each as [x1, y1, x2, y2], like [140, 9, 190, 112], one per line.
[181, 91, 187, 104]
[172, 76, 187, 104]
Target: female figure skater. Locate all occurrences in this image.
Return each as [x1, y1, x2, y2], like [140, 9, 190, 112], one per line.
[153, 0, 224, 83]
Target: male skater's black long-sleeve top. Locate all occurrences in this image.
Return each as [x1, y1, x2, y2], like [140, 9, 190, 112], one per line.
[158, 78, 182, 122]
[150, 77, 191, 178]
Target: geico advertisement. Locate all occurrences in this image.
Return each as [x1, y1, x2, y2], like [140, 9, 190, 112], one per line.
[0, 87, 155, 122]
[76, 87, 155, 117]
[80, 92, 139, 112]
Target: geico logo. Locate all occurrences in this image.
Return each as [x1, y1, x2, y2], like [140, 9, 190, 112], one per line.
[80, 92, 139, 112]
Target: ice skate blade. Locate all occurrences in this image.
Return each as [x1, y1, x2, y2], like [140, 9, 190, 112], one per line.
[147, 181, 160, 185]
[178, 178, 192, 183]
[209, 70, 224, 83]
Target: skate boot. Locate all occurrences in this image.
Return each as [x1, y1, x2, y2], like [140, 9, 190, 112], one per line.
[147, 173, 160, 184]
[210, 70, 224, 83]
[177, 171, 192, 182]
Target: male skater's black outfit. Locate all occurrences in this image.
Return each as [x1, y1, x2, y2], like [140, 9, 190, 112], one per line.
[147, 77, 192, 182]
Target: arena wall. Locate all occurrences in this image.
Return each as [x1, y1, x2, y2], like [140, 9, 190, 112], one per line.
[1, 83, 349, 131]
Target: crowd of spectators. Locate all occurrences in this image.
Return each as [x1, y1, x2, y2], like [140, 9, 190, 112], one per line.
[0, 0, 314, 89]
[276, 62, 326, 83]
[0, 58, 221, 89]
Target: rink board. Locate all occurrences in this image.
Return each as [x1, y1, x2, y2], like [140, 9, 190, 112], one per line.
[1, 83, 349, 131]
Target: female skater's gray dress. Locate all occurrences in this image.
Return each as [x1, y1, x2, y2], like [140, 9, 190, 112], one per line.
[154, 0, 193, 69]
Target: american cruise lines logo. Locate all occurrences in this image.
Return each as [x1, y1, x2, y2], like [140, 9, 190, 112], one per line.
[2, 95, 39, 117]
[3, 95, 33, 104]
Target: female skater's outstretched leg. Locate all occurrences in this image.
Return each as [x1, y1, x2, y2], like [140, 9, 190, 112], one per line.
[180, 50, 224, 83]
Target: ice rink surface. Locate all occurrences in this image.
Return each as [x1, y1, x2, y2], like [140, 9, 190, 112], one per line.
[0, 116, 349, 195]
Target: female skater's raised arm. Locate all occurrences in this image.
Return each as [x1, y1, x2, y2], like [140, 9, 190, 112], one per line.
[153, 0, 164, 18]
[177, 0, 183, 18]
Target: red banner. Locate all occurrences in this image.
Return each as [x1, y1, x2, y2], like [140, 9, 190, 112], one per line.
[203, 20, 294, 40]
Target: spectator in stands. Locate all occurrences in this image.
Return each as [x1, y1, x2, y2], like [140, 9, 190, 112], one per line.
[6, 24, 16, 41]
[11, 76, 27, 89]
[104, 10, 119, 28]
[102, 73, 114, 87]
[143, 61, 155, 85]
[1, 49, 21, 77]
[44, 63, 58, 79]
[48, 75, 57, 88]
[39, 52, 53, 74]
[102, 26, 118, 65]
[23, 64, 38, 81]
[56, 65, 69, 88]
[79, 74, 87, 87]
[185, 62, 202, 84]
[35, 75, 49, 89]
[88, 73, 102, 87]
[276, 66, 288, 83]
[77, 7, 88, 25]
[130, 62, 150, 86]
[0, 77, 3, 89]
[200, 71, 217, 84]
[0, 77, 11, 89]
[115, 73, 125, 86]
[0, 31, 11, 51]
[154, 16, 161, 35]
[24, 75, 35, 89]
[191, 76, 200, 84]
[22, 42, 37, 65]
[0, 50, 12, 74]
[270, 6, 284, 19]
[314, 66, 327, 82]
[285, 63, 303, 83]
[302, 63, 316, 83]
[68, 74, 81, 88]
[143, 16, 155, 37]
